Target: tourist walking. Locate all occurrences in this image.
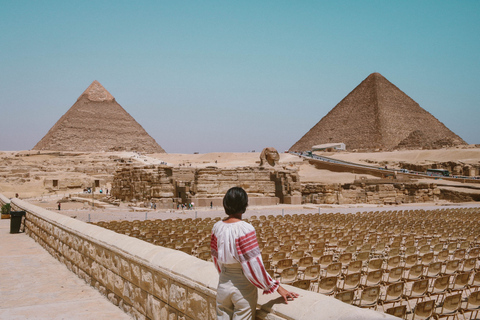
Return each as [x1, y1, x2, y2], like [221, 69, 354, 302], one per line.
[211, 187, 298, 319]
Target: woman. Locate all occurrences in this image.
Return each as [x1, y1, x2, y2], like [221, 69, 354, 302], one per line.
[211, 187, 299, 319]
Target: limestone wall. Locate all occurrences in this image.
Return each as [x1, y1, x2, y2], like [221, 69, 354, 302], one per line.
[5, 195, 395, 320]
[112, 165, 302, 207]
[302, 183, 440, 205]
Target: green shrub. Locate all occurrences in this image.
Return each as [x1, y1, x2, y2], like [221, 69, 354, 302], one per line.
[1, 203, 11, 214]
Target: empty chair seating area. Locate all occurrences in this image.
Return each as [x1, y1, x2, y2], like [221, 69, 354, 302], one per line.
[94, 207, 480, 319]
[93, 217, 220, 260]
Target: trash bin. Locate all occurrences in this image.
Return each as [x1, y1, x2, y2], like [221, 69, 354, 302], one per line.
[10, 211, 26, 234]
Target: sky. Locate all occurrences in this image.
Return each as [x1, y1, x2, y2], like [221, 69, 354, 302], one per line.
[0, 1, 479, 153]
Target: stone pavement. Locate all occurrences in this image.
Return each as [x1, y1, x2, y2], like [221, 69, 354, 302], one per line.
[0, 219, 132, 320]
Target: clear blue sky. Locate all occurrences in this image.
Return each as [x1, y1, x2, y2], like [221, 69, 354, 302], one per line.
[1, 1, 479, 153]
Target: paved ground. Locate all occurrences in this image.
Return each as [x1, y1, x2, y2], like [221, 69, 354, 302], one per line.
[0, 219, 132, 320]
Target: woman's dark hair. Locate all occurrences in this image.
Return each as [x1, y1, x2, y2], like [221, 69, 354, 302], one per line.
[223, 187, 248, 216]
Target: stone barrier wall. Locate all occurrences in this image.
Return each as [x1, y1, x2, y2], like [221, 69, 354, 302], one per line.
[5, 195, 395, 320]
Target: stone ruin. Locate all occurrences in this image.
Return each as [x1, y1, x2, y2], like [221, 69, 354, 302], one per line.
[111, 164, 302, 208]
[290, 72, 466, 152]
[259, 147, 280, 167]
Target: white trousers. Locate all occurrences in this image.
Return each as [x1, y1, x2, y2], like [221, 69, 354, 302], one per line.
[216, 263, 258, 320]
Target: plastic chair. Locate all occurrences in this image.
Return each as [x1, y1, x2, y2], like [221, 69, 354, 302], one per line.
[384, 266, 405, 284]
[292, 279, 311, 291]
[412, 299, 435, 320]
[425, 261, 443, 279]
[356, 285, 380, 309]
[450, 271, 471, 292]
[405, 264, 425, 281]
[404, 279, 429, 310]
[317, 276, 338, 295]
[459, 290, 480, 320]
[279, 266, 298, 285]
[462, 257, 477, 273]
[318, 254, 334, 269]
[433, 292, 462, 319]
[345, 260, 363, 275]
[334, 289, 355, 305]
[385, 305, 407, 319]
[404, 254, 419, 268]
[437, 249, 450, 263]
[301, 265, 321, 281]
[444, 259, 461, 275]
[341, 272, 361, 291]
[275, 258, 293, 274]
[297, 256, 313, 272]
[324, 262, 342, 277]
[363, 269, 383, 287]
[379, 282, 405, 312]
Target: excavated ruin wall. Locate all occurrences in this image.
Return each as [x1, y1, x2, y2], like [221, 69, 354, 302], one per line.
[302, 183, 441, 205]
[112, 165, 302, 206]
[4, 195, 394, 320]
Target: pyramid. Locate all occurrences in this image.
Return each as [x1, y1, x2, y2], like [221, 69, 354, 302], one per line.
[33, 81, 166, 153]
[289, 73, 466, 152]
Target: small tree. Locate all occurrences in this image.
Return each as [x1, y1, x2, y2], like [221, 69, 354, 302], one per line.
[1, 203, 11, 214]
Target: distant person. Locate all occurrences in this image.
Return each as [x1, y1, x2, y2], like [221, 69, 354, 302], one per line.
[210, 201, 213, 209]
[15, 193, 19, 198]
[58, 203, 61, 210]
[211, 187, 298, 319]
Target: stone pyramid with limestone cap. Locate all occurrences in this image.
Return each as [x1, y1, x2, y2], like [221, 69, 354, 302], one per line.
[33, 81, 165, 153]
[289, 73, 466, 152]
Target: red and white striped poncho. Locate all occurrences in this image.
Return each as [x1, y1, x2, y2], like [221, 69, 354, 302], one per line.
[210, 220, 279, 294]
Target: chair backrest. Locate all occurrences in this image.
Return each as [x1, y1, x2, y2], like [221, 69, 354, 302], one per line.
[325, 262, 342, 277]
[292, 279, 311, 290]
[406, 264, 424, 280]
[465, 290, 480, 311]
[425, 261, 442, 277]
[338, 252, 353, 264]
[386, 305, 407, 319]
[367, 258, 383, 271]
[319, 254, 334, 267]
[388, 247, 401, 257]
[473, 271, 480, 286]
[440, 292, 462, 314]
[298, 256, 313, 267]
[358, 285, 380, 307]
[356, 251, 370, 262]
[365, 269, 383, 287]
[276, 258, 293, 269]
[385, 282, 405, 301]
[413, 299, 435, 320]
[410, 279, 429, 297]
[421, 252, 434, 264]
[445, 259, 461, 274]
[303, 265, 321, 279]
[452, 271, 471, 290]
[346, 260, 363, 274]
[387, 255, 401, 269]
[280, 267, 298, 282]
[291, 250, 305, 260]
[342, 272, 361, 290]
[431, 275, 450, 294]
[404, 254, 418, 267]
[335, 289, 355, 304]
[386, 266, 404, 283]
[437, 249, 449, 262]
[463, 257, 477, 272]
[317, 276, 337, 295]
[272, 251, 287, 262]
[405, 246, 417, 256]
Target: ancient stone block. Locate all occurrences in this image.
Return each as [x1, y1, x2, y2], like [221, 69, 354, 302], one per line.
[169, 281, 187, 313]
[153, 271, 170, 302]
[185, 289, 208, 319]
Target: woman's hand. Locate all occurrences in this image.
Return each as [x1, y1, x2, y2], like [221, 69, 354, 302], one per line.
[277, 285, 300, 304]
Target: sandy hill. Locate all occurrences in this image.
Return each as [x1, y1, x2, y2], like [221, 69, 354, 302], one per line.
[33, 81, 165, 153]
[290, 73, 466, 152]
